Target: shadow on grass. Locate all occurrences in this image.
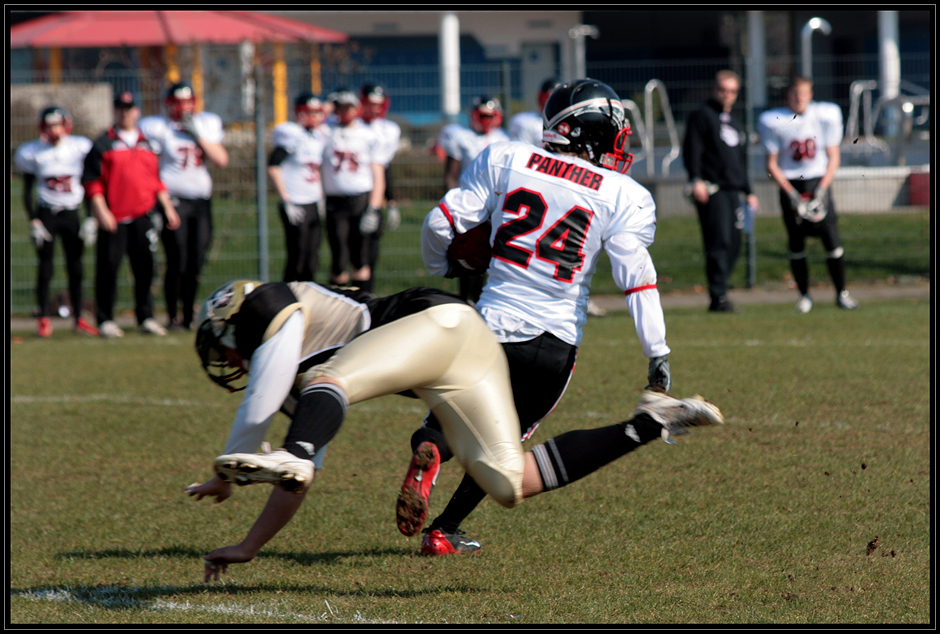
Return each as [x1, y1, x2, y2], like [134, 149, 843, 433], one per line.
[55, 544, 418, 566]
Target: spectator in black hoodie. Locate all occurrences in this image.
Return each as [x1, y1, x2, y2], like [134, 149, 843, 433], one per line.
[682, 70, 760, 313]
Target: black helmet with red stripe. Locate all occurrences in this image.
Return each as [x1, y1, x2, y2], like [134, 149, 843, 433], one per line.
[542, 78, 633, 174]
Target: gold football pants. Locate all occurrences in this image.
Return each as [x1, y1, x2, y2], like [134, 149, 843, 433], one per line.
[304, 303, 525, 508]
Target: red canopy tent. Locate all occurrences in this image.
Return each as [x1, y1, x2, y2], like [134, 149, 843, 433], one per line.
[10, 11, 348, 121]
[9, 10, 348, 47]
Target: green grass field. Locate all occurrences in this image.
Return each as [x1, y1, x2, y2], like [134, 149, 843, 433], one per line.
[9, 295, 930, 624]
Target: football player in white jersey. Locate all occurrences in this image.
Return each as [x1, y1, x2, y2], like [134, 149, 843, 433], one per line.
[321, 88, 385, 292]
[758, 76, 858, 313]
[268, 92, 327, 283]
[14, 106, 99, 338]
[140, 82, 229, 330]
[359, 83, 402, 275]
[396, 79, 675, 555]
[508, 78, 608, 318]
[508, 78, 559, 148]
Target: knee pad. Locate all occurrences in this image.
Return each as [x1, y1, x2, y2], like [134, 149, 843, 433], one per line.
[465, 460, 522, 509]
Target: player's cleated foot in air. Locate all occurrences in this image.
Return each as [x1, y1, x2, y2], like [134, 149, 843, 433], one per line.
[632, 390, 724, 444]
[214, 442, 314, 494]
[419, 528, 481, 556]
[836, 290, 859, 310]
[396, 441, 441, 536]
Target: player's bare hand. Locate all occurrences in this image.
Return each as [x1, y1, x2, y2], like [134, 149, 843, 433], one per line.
[204, 545, 255, 582]
[185, 476, 232, 503]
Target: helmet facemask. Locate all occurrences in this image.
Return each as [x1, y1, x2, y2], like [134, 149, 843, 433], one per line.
[598, 123, 634, 174]
[195, 318, 248, 393]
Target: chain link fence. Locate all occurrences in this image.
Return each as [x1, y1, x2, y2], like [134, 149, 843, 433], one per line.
[9, 52, 930, 317]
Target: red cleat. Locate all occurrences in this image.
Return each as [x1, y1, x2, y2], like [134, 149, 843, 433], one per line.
[36, 317, 52, 338]
[419, 529, 481, 556]
[74, 317, 100, 337]
[396, 441, 441, 537]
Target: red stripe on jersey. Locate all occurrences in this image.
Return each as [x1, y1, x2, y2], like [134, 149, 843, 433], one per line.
[439, 202, 456, 232]
[624, 283, 657, 296]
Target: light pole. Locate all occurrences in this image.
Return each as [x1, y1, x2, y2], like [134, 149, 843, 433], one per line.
[569, 24, 598, 80]
[801, 17, 831, 80]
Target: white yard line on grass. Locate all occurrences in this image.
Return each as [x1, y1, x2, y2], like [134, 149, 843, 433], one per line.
[12, 587, 412, 624]
[11, 394, 223, 407]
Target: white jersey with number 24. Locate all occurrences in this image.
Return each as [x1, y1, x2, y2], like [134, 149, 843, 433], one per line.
[422, 140, 669, 357]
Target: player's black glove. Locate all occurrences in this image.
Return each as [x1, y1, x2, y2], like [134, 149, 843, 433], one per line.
[646, 355, 671, 392]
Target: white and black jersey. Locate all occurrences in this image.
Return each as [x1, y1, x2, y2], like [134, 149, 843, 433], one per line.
[508, 110, 544, 148]
[443, 125, 511, 175]
[321, 119, 381, 196]
[364, 117, 401, 168]
[757, 101, 843, 181]
[270, 121, 325, 205]
[221, 283, 465, 456]
[14, 135, 93, 210]
[423, 141, 669, 358]
[139, 112, 225, 199]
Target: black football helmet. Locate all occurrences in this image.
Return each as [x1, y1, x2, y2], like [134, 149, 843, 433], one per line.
[38, 105, 72, 142]
[359, 83, 390, 122]
[542, 78, 633, 174]
[195, 280, 262, 392]
[294, 91, 326, 129]
[164, 82, 196, 121]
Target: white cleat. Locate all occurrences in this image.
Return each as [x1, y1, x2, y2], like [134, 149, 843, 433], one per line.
[99, 320, 125, 338]
[214, 442, 315, 493]
[795, 294, 814, 314]
[632, 390, 724, 444]
[836, 290, 859, 310]
[139, 317, 168, 336]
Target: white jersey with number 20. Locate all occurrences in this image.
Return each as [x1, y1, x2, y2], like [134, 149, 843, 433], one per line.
[757, 101, 843, 181]
[422, 140, 669, 357]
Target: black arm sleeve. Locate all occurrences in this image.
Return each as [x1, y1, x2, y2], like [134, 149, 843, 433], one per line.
[22, 173, 37, 220]
[682, 111, 706, 182]
[267, 146, 289, 167]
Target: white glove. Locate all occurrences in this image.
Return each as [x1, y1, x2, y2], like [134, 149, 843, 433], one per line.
[386, 205, 401, 232]
[80, 216, 98, 247]
[284, 202, 306, 226]
[359, 205, 381, 235]
[180, 112, 200, 141]
[812, 185, 829, 205]
[30, 220, 53, 248]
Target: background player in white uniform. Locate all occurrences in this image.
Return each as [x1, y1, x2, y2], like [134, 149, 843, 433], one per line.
[321, 88, 385, 292]
[358, 83, 402, 277]
[508, 78, 559, 148]
[268, 92, 327, 283]
[140, 82, 229, 330]
[441, 96, 511, 303]
[397, 79, 675, 555]
[757, 76, 858, 313]
[14, 106, 99, 338]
